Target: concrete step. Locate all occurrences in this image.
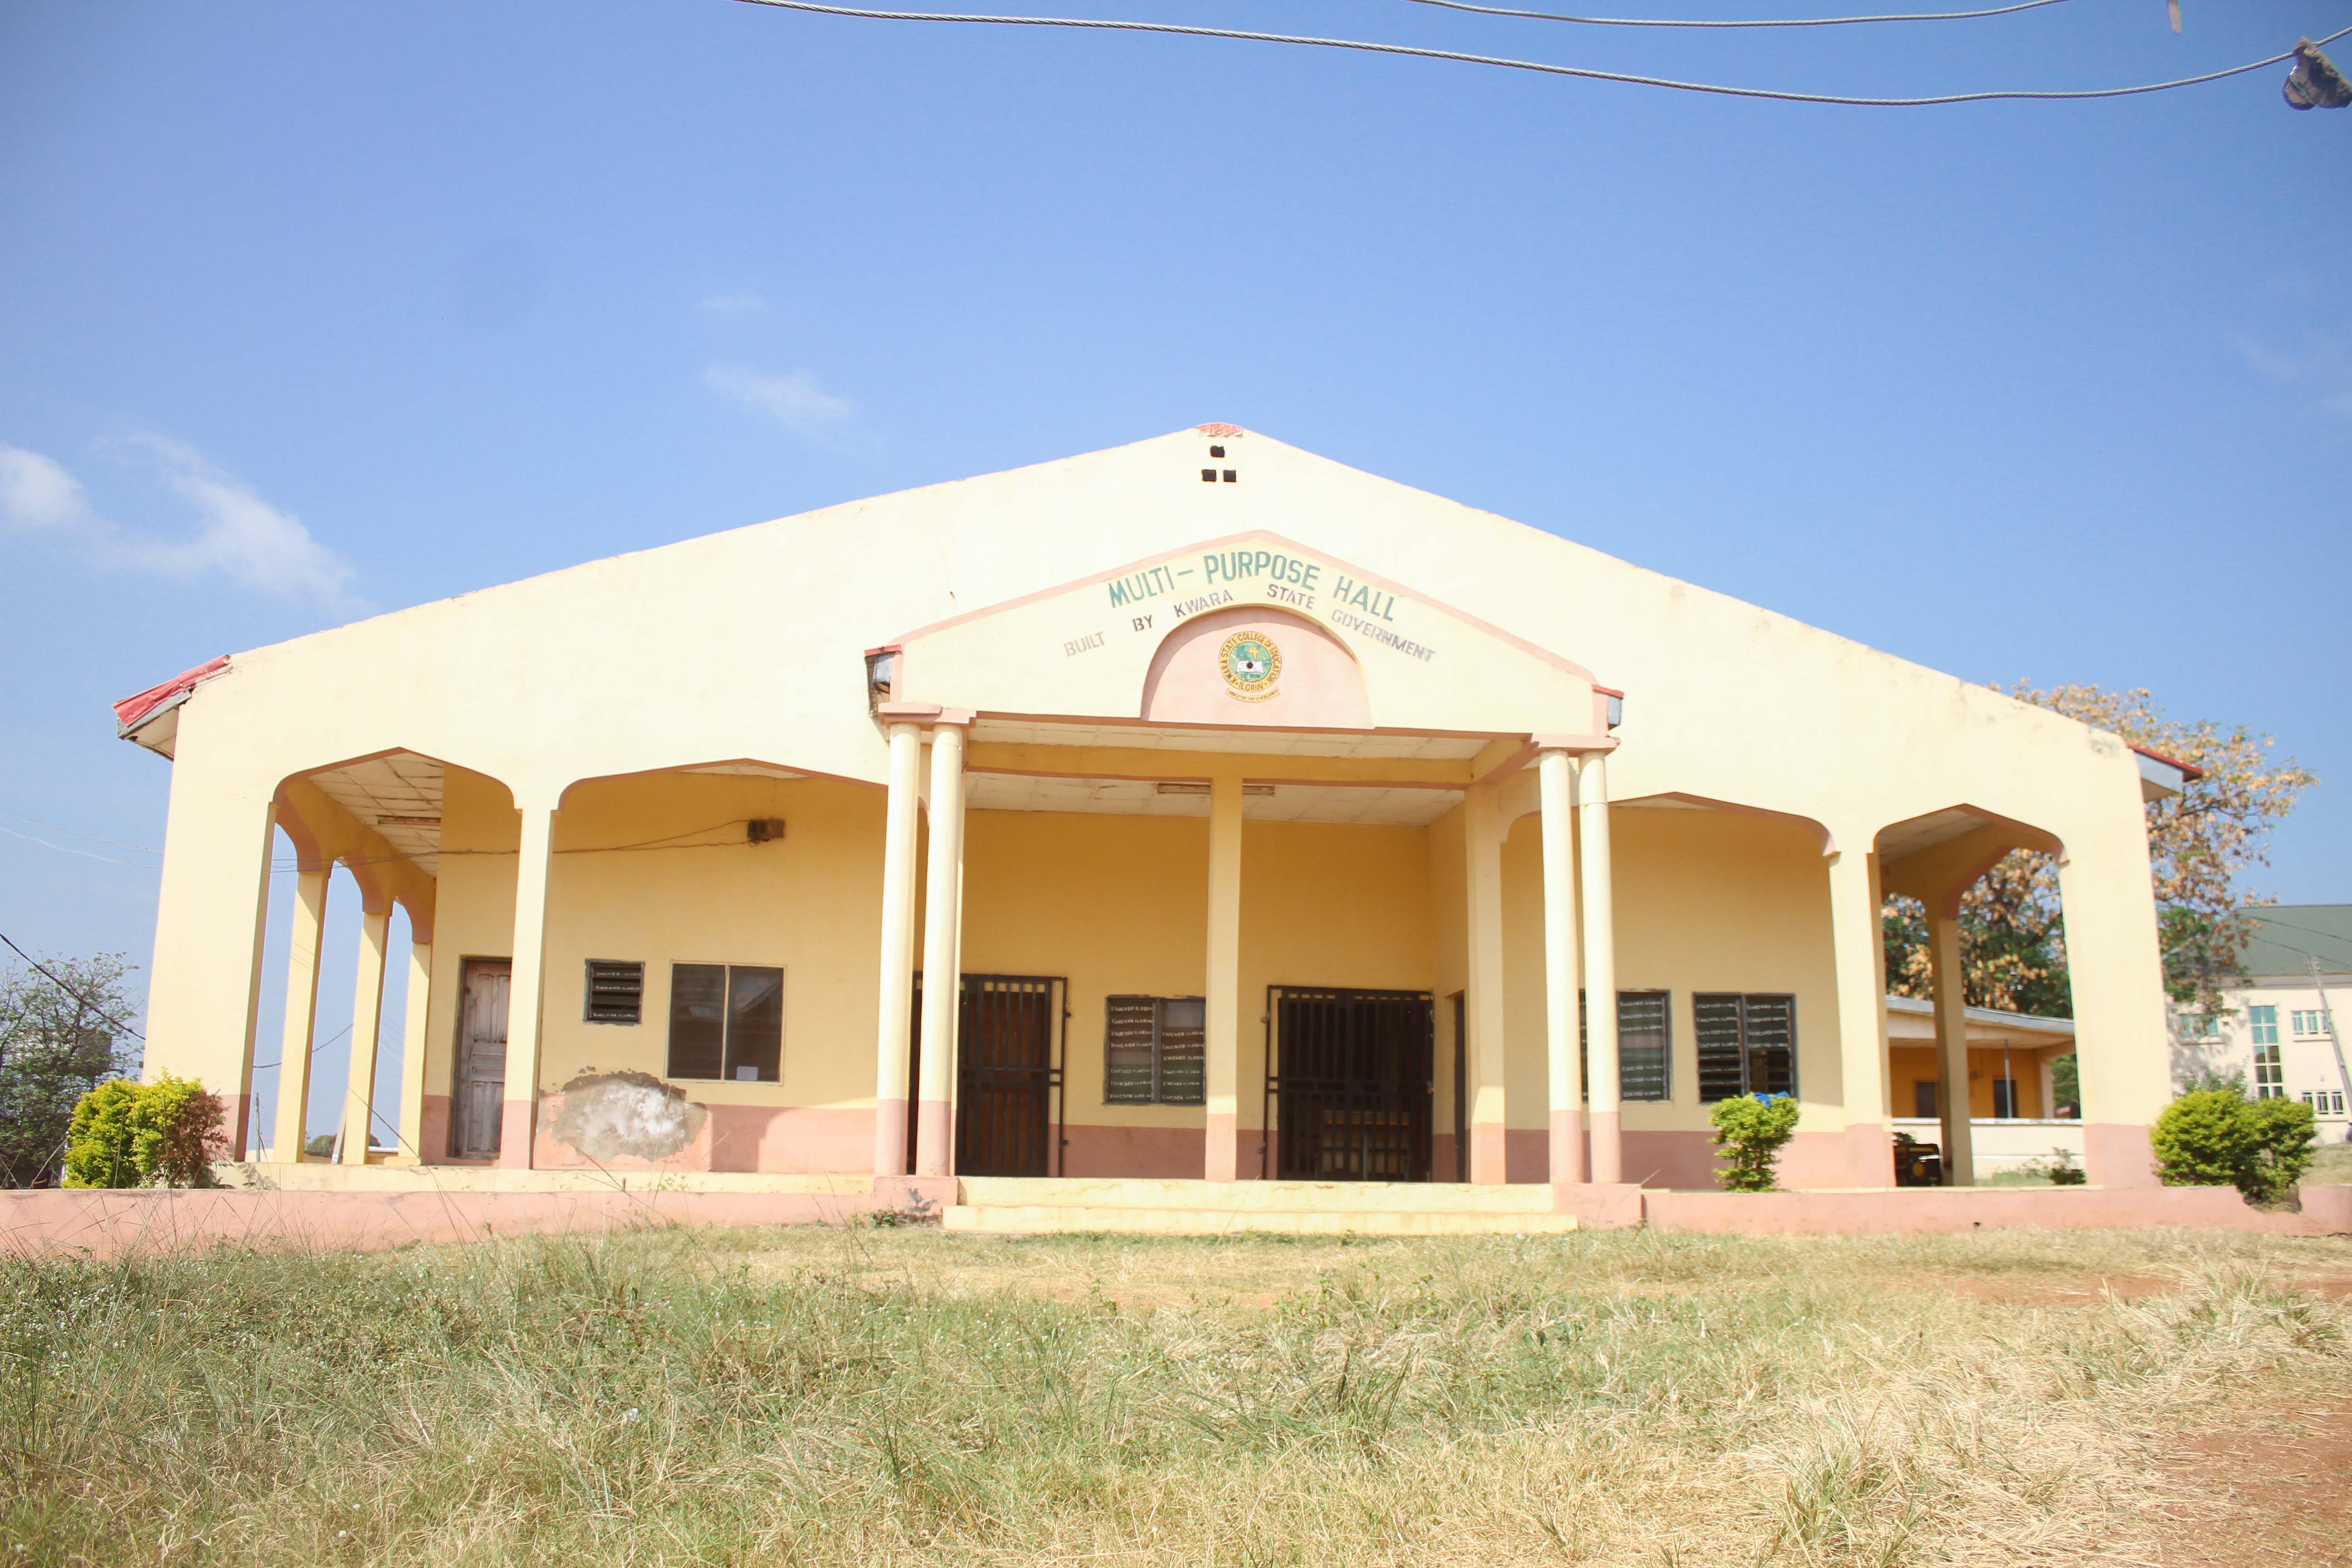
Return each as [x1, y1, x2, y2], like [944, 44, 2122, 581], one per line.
[943, 1203, 1580, 1237]
[956, 1176, 1562, 1213]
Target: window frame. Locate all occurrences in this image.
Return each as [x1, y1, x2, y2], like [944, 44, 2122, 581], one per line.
[1578, 989, 1673, 1103]
[583, 959, 646, 1025]
[2252, 1039, 2284, 1099]
[1693, 992, 1799, 1103]
[665, 960, 785, 1084]
[2249, 1004, 2279, 1045]
[1102, 994, 1206, 1106]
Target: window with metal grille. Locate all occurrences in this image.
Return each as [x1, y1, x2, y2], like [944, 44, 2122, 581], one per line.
[1693, 993, 1798, 1102]
[667, 963, 784, 1083]
[1103, 995, 1205, 1105]
[583, 960, 644, 1024]
[1576, 990, 1671, 1101]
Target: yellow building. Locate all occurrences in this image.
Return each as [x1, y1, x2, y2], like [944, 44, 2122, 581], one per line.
[118, 426, 2191, 1214]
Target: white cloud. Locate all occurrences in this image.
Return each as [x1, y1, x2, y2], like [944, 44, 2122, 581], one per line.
[0, 445, 99, 532]
[705, 363, 855, 437]
[0, 436, 358, 608]
[696, 291, 770, 315]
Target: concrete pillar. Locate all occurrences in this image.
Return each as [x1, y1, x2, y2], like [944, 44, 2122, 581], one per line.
[227, 804, 277, 1160]
[1828, 845, 1893, 1187]
[1463, 783, 1508, 1184]
[498, 803, 555, 1171]
[915, 721, 968, 1178]
[2057, 842, 2171, 1188]
[1538, 750, 1584, 1186]
[395, 936, 432, 1162]
[1576, 755, 1622, 1185]
[1928, 911, 1974, 1186]
[270, 867, 331, 1162]
[338, 906, 391, 1166]
[1205, 773, 1245, 1181]
[872, 722, 924, 1176]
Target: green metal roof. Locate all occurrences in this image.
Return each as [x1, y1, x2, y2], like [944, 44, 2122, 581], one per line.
[2236, 905, 2352, 980]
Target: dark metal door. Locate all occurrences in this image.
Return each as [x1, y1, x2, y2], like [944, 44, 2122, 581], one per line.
[1450, 991, 1468, 1183]
[453, 960, 509, 1158]
[1269, 987, 1434, 1182]
[956, 976, 1062, 1177]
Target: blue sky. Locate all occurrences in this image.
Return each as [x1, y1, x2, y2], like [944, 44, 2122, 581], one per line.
[3, 1, 2346, 1140]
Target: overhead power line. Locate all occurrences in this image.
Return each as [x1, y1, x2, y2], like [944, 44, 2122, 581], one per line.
[729, 0, 2352, 108]
[1397, 0, 2073, 29]
[0, 930, 145, 1041]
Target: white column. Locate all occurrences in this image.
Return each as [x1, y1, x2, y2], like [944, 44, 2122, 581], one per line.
[230, 804, 277, 1161]
[1539, 750, 1584, 1186]
[499, 803, 556, 1170]
[1463, 783, 1508, 1184]
[395, 935, 433, 1162]
[1576, 755, 1622, 1185]
[270, 867, 331, 1162]
[338, 906, 392, 1166]
[1205, 774, 1245, 1181]
[915, 722, 968, 1178]
[872, 722, 924, 1176]
[1828, 845, 1892, 1187]
[1928, 911, 1974, 1186]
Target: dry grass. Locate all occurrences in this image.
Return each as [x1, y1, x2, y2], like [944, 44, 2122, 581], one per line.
[4, 1224, 2350, 1566]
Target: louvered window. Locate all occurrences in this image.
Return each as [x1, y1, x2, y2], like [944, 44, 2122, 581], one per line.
[584, 960, 644, 1024]
[1694, 992, 1797, 1102]
[1577, 990, 1672, 1102]
[667, 962, 784, 1083]
[1104, 995, 1206, 1105]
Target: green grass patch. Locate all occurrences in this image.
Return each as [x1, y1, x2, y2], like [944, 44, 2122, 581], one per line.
[2, 1225, 2348, 1565]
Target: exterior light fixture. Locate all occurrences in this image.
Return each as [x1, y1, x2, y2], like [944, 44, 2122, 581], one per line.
[2284, 39, 2351, 109]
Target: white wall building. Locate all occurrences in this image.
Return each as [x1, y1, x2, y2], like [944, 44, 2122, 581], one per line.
[2173, 905, 2352, 1143]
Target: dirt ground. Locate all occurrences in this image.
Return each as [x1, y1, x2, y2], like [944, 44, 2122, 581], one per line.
[2161, 1393, 2352, 1568]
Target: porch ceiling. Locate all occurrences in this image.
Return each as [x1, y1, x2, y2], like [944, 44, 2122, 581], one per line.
[968, 718, 1489, 762]
[306, 753, 445, 874]
[1874, 807, 1994, 862]
[965, 772, 1461, 826]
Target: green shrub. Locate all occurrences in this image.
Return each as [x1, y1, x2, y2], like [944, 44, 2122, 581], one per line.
[1709, 1093, 1802, 1192]
[2151, 1088, 2317, 1205]
[61, 1075, 225, 1189]
[2240, 1096, 2317, 1204]
[61, 1080, 142, 1189]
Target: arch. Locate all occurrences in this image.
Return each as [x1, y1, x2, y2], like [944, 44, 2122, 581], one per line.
[1140, 606, 1371, 730]
[553, 755, 878, 811]
[1875, 804, 2066, 917]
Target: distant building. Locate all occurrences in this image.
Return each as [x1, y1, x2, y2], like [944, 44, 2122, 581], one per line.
[2172, 905, 2352, 1142]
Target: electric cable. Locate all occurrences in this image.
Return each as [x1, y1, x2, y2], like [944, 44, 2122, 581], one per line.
[0, 930, 145, 1040]
[729, 0, 2352, 108]
[1395, 0, 2073, 29]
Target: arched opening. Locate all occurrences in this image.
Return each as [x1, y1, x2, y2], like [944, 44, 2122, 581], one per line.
[1875, 804, 2073, 1187]
[1140, 606, 1371, 729]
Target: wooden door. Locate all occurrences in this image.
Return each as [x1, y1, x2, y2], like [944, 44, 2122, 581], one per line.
[453, 960, 510, 1158]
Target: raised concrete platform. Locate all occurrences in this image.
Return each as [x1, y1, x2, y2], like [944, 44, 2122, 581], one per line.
[944, 1177, 1645, 1236]
[216, 1160, 874, 1197]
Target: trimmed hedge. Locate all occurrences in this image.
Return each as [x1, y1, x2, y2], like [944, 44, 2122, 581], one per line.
[62, 1074, 225, 1189]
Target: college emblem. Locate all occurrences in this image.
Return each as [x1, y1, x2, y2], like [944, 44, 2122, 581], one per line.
[1218, 629, 1282, 702]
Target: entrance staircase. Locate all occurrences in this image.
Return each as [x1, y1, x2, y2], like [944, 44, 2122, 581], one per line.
[943, 1176, 1579, 1236]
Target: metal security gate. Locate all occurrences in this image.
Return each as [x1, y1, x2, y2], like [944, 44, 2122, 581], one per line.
[1264, 987, 1434, 1182]
[911, 974, 1067, 1177]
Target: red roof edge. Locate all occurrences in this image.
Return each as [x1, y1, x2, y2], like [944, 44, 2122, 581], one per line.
[113, 656, 231, 733]
[2130, 742, 2206, 783]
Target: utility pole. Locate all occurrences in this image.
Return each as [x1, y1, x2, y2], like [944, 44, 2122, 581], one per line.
[2309, 955, 2352, 1143]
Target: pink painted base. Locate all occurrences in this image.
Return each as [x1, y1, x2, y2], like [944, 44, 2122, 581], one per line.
[1590, 1110, 1623, 1185]
[1062, 1124, 1206, 1179]
[913, 1100, 952, 1178]
[1205, 1112, 1241, 1181]
[1470, 1122, 1509, 1185]
[1552, 1181, 1646, 1228]
[498, 1100, 535, 1170]
[0, 1186, 886, 1263]
[1548, 1109, 1584, 1185]
[1646, 1184, 2352, 1236]
[2083, 1122, 2159, 1189]
[874, 1098, 908, 1178]
[1843, 1121, 1893, 1189]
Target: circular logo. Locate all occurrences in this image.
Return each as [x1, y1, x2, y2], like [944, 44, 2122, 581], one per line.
[1218, 629, 1282, 702]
